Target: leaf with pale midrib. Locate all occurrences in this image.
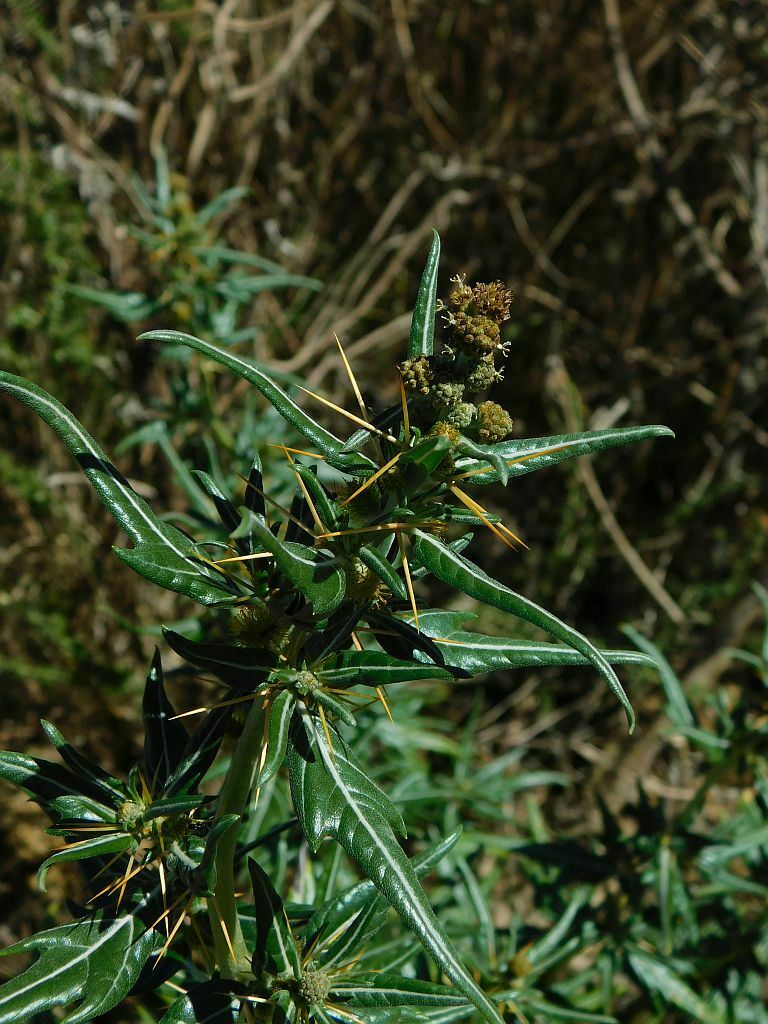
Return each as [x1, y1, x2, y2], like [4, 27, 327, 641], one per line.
[288, 709, 503, 1024]
[0, 914, 157, 1024]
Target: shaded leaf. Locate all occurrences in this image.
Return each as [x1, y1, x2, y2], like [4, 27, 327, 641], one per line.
[248, 859, 301, 977]
[158, 981, 239, 1024]
[142, 649, 190, 792]
[627, 949, 725, 1024]
[163, 628, 277, 688]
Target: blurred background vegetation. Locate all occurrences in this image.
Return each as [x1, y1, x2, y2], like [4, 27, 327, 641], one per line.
[0, 0, 767, 1018]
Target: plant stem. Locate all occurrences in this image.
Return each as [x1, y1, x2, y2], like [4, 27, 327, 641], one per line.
[208, 696, 266, 978]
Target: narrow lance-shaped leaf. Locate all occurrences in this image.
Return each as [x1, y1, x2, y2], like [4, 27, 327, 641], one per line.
[409, 610, 657, 675]
[0, 914, 157, 1024]
[142, 649, 190, 791]
[288, 709, 503, 1024]
[256, 690, 296, 788]
[627, 949, 725, 1024]
[358, 545, 408, 601]
[412, 531, 635, 730]
[408, 230, 441, 359]
[38, 832, 134, 892]
[138, 331, 375, 473]
[331, 973, 471, 1009]
[315, 650, 455, 687]
[248, 858, 301, 977]
[0, 373, 234, 606]
[0, 749, 109, 810]
[453, 424, 675, 486]
[39, 721, 124, 803]
[162, 628, 277, 688]
[305, 828, 463, 955]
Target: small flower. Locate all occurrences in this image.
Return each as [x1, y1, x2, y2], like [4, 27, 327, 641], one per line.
[471, 280, 513, 322]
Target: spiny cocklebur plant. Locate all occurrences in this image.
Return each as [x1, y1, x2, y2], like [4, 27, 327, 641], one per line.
[0, 231, 673, 1023]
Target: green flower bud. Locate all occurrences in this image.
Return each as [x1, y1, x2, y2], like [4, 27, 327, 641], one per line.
[399, 356, 434, 396]
[430, 380, 465, 408]
[464, 355, 497, 393]
[445, 402, 475, 429]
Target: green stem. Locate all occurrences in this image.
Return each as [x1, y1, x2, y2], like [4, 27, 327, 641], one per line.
[208, 696, 266, 978]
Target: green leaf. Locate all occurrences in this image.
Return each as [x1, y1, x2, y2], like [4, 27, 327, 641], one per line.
[158, 981, 238, 1024]
[248, 858, 301, 977]
[63, 284, 158, 321]
[142, 649, 190, 791]
[316, 650, 454, 687]
[0, 914, 157, 1024]
[358, 546, 407, 601]
[412, 610, 656, 674]
[39, 721, 124, 804]
[138, 331, 375, 473]
[411, 533, 635, 730]
[453, 424, 675, 486]
[454, 438, 511, 486]
[400, 434, 451, 473]
[408, 230, 441, 359]
[256, 690, 296, 788]
[0, 373, 234, 606]
[332, 973, 470, 1009]
[621, 626, 694, 729]
[163, 628, 277, 688]
[288, 709, 503, 1024]
[38, 833, 134, 891]
[0, 750, 103, 809]
[627, 949, 725, 1024]
[247, 515, 346, 616]
[215, 273, 322, 300]
[305, 829, 462, 959]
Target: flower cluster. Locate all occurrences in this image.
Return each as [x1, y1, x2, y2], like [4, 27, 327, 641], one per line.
[399, 275, 514, 444]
